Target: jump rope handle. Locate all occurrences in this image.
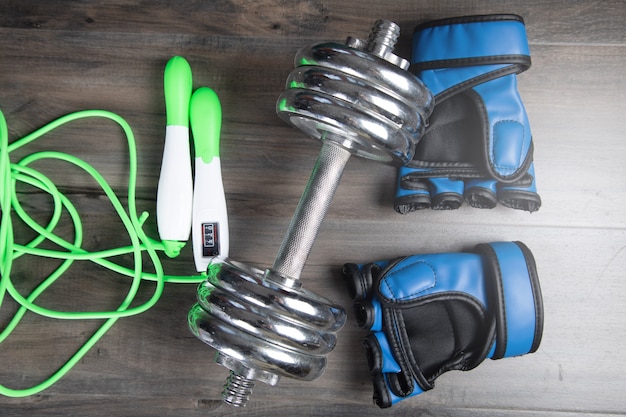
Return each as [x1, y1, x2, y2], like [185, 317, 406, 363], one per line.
[190, 87, 229, 271]
[156, 56, 194, 256]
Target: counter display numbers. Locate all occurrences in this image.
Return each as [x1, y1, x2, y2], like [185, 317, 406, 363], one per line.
[202, 222, 219, 257]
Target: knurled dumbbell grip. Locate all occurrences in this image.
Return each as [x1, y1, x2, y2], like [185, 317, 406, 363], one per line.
[272, 141, 351, 280]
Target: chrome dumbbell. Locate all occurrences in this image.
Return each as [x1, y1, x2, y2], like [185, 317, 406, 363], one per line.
[188, 20, 433, 407]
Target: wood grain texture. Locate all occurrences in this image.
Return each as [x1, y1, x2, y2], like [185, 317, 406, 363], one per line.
[1, 1, 625, 416]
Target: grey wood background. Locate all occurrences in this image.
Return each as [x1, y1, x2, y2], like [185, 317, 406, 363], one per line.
[1, 1, 625, 416]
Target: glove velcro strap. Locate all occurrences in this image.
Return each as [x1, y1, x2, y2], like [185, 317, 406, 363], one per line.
[411, 14, 531, 100]
[475, 242, 544, 359]
[374, 254, 489, 303]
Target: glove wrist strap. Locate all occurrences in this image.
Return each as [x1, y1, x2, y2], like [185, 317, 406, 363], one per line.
[475, 242, 544, 359]
[411, 14, 531, 99]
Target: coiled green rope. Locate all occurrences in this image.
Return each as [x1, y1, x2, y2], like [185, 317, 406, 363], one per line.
[0, 109, 204, 397]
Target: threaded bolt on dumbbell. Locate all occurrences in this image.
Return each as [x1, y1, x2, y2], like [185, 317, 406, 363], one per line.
[188, 19, 433, 407]
[222, 371, 255, 407]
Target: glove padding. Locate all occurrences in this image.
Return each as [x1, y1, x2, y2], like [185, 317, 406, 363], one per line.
[395, 14, 541, 213]
[343, 241, 544, 408]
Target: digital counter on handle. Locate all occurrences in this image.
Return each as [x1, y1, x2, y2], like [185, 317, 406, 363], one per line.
[190, 87, 229, 272]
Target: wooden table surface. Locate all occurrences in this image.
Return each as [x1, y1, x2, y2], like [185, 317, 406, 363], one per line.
[1, 1, 625, 416]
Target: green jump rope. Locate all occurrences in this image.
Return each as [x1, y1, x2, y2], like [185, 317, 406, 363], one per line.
[0, 56, 218, 397]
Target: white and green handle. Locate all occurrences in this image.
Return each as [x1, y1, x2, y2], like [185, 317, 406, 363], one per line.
[190, 87, 229, 271]
[156, 56, 193, 255]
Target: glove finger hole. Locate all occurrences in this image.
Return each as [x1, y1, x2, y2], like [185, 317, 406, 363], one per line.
[342, 263, 375, 301]
[363, 333, 383, 373]
[466, 188, 498, 209]
[372, 372, 392, 408]
[354, 301, 374, 329]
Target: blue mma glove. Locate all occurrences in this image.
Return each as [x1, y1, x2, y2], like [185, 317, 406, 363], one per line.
[395, 14, 541, 212]
[342, 241, 544, 408]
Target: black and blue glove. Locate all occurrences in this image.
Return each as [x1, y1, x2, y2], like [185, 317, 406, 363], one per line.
[343, 241, 544, 408]
[395, 14, 541, 212]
